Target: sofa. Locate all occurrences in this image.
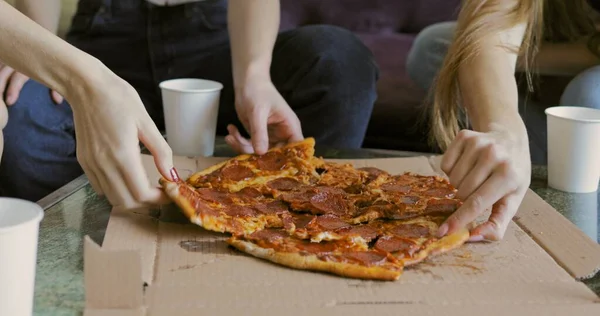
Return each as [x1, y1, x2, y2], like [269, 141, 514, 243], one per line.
[280, 0, 462, 152]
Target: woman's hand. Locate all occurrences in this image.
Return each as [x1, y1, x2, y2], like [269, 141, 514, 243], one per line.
[438, 122, 531, 241]
[226, 79, 303, 154]
[66, 71, 175, 209]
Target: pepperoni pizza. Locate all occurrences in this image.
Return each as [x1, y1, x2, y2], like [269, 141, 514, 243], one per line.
[161, 138, 469, 281]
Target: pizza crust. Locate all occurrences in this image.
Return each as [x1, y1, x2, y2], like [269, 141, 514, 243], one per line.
[401, 227, 470, 266]
[160, 179, 197, 223]
[227, 238, 403, 281]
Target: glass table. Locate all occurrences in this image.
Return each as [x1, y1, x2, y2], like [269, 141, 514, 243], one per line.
[33, 144, 600, 315]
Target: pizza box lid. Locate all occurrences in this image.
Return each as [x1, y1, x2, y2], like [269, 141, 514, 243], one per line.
[83, 154, 600, 316]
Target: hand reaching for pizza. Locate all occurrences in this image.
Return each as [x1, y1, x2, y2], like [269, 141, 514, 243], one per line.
[437, 123, 531, 242]
[66, 70, 175, 209]
[0, 62, 63, 105]
[226, 79, 304, 155]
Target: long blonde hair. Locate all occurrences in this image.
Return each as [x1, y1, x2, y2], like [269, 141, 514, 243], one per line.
[430, 0, 596, 151]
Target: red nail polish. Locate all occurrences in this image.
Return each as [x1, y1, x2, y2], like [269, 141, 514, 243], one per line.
[170, 168, 180, 182]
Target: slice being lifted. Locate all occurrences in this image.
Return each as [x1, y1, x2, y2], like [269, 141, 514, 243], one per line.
[160, 138, 470, 281]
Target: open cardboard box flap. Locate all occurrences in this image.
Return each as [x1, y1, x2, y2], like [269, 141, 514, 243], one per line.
[84, 155, 600, 315]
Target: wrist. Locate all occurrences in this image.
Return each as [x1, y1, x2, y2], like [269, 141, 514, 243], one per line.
[233, 59, 271, 91]
[59, 55, 116, 106]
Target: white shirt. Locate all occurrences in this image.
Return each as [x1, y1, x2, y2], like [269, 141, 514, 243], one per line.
[146, 0, 203, 6]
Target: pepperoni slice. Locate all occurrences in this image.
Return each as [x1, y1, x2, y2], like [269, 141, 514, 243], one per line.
[253, 200, 289, 215]
[336, 224, 379, 242]
[257, 151, 288, 171]
[425, 198, 461, 213]
[223, 205, 257, 217]
[291, 214, 315, 230]
[342, 251, 388, 266]
[267, 177, 303, 191]
[399, 195, 421, 205]
[423, 187, 456, 198]
[221, 164, 254, 181]
[359, 167, 388, 178]
[248, 229, 288, 244]
[388, 224, 431, 238]
[310, 190, 348, 215]
[236, 187, 263, 199]
[374, 236, 420, 256]
[296, 241, 338, 253]
[195, 188, 231, 203]
[381, 183, 411, 194]
[308, 214, 350, 231]
[280, 189, 314, 206]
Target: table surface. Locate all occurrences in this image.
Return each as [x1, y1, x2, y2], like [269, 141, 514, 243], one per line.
[33, 144, 600, 315]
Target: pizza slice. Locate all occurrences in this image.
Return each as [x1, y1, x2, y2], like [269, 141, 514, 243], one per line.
[160, 180, 293, 236]
[373, 216, 470, 266]
[186, 138, 322, 192]
[227, 228, 404, 281]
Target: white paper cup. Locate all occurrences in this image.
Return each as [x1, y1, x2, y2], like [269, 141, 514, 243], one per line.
[545, 106, 600, 193]
[159, 78, 223, 157]
[0, 198, 44, 316]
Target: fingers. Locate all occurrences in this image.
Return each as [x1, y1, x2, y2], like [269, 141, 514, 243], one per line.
[455, 144, 497, 200]
[441, 129, 471, 176]
[51, 90, 64, 104]
[470, 191, 524, 241]
[0, 99, 7, 129]
[0, 66, 14, 102]
[248, 107, 269, 155]
[448, 138, 481, 189]
[138, 117, 174, 181]
[226, 124, 254, 154]
[5, 73, 29, 106]
[283, 107, 304, 142]
[117, 148, 171, 206]
[438, 163, 519, 236]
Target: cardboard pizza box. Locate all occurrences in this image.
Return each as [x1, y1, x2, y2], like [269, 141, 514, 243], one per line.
[83, 155, 600, 316]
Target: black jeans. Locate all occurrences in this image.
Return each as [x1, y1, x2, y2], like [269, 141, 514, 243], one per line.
[0, 0, 379, 201]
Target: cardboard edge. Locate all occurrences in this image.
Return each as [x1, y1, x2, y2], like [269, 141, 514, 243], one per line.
[84, 236, 145, 311]
[514, 191, 600, 281]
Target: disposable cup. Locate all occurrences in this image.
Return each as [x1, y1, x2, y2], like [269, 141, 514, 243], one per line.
[0, 198, 44, 316]
[545, 106, 600, 193]
[159, 78, 223, 157]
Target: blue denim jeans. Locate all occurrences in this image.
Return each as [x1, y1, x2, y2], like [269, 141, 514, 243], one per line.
[0, 0, 379, 201]
[406, 21, 600, 165]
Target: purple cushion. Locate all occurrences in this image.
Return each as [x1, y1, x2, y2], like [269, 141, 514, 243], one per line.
[280, 0, 461, 151]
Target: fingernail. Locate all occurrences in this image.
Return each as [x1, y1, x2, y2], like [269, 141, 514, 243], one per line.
[437, 223, 449, 238]
[469, 235, 484, 242]
[170, 168, 180, 182]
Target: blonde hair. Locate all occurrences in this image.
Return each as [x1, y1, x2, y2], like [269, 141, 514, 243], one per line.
[430, 0, 596, 151]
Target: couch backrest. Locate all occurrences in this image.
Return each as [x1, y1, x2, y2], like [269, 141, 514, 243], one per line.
[280, 0, 461, 34]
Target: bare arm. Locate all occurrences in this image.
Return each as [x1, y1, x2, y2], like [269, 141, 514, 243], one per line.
[15, 0, 62, 34]
[224, 0, 303, 155]
[0, 0, 104, 101]
[438, 0, 533, 242]
[459, 23, 527, 132]
[0, 1, 175, 209]
[227, 0, 280, 88]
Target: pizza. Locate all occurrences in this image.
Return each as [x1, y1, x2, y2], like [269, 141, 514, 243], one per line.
[160, 138, 470, 281]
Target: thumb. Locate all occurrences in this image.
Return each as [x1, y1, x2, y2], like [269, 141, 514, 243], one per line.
[249, 108, 269, 155]
[138, 118, 175, 181]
